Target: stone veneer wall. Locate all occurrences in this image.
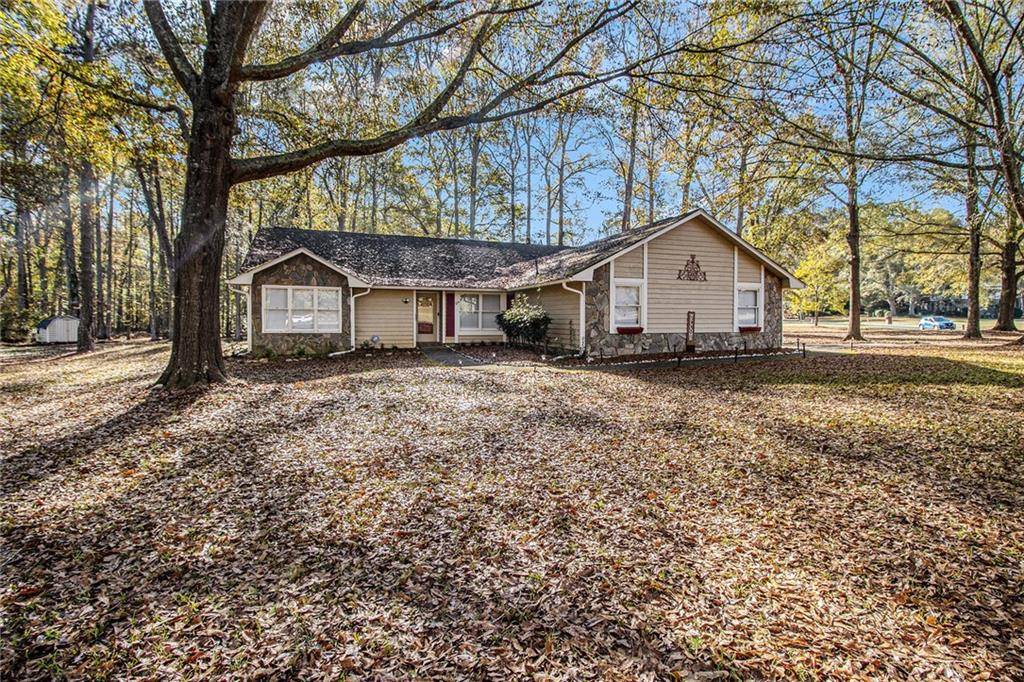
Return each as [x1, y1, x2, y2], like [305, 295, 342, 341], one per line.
[251, 253, 351, 356]
[584, 264, 783, 357]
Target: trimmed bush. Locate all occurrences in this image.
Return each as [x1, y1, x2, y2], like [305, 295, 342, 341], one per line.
[496, 296, 551, 345]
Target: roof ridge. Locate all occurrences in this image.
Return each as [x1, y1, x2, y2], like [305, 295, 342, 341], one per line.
[262, 225, 570, 250]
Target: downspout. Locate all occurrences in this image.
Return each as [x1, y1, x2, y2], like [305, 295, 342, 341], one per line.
[228, 285, 251, 353]
[341, 287, 372, 353]
[562, 281, 586, 355]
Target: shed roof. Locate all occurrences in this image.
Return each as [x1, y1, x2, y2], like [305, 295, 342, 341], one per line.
[36, 315, 78, 330]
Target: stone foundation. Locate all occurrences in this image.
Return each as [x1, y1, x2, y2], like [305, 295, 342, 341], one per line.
[251, 253, 351, 357]
[584, 264, 783, 358]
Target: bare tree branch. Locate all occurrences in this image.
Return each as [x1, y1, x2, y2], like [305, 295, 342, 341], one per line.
[142, 0, 198, 98]
[233, 0, 366, 81]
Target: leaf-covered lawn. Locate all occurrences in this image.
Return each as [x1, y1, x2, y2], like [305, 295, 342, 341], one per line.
[2, 341, 1023, 679]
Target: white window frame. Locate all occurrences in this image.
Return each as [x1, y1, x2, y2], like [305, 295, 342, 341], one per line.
[606, 274, 647, 329]
[736, 285, 763, 328]
[455, 292, 504, 335]
[608, 249, 648, 334]
[262, 285, 343, 334]
[612, 279, 645, 328]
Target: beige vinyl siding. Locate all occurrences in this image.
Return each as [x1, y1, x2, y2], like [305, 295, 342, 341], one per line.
[613, 247, 644, 278]
[519, 283, 582, 347]
[354, 288, 415, 348]
[737, 249, 761, 283]
[645, 215, 735, 333]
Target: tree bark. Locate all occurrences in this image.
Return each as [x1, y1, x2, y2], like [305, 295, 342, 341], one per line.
[844, 156, 865, 341]
[963, 135, 982, 338]
[994, 236, 1019, 331]
[77, 160, 98, 351]
[157, 99, 234, 388]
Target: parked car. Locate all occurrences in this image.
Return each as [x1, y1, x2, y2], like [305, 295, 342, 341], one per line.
[919, 315, 956, 331]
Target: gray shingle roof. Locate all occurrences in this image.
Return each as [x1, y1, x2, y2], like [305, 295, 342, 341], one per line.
[241, 228, 569, 289]
[237, 209, 802, 290]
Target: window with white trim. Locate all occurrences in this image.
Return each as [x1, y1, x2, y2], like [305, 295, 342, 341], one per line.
[263, 286, 342, 333]
[614, 283, 643, 326]
[737, 288, 760, 326]
[458, 293, 501, 330]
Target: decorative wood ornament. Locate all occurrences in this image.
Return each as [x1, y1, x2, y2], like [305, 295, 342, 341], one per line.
[677, 254, 708, 281]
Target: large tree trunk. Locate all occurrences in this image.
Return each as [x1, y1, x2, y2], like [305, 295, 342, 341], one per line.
[844, 158, 865, 341]
[963, 136, 982, 338]
[77, 161, 98, 351]
[157, 99, 234, 388]
[994, 237, 1019, 331]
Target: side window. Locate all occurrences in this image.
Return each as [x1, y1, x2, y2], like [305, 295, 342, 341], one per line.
[265, 288, 289, 332]
[614, 284, 642, 326]
[737, 289, 759, 326]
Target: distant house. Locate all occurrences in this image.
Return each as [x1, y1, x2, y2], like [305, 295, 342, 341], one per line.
[35, 315, 79, 343]
[228, 209, 803, 357]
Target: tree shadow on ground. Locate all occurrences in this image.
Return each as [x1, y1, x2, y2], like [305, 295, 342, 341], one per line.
[1, 388, 205, 497]
[226, 350, 433, 384]
[2, 380, 731, 678]
[4, 348, 1022, 678]
[623, 349, 1024, 390]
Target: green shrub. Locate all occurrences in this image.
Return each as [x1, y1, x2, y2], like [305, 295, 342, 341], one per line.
[496, 296, 551, 344]
[1, 307, 35, 343]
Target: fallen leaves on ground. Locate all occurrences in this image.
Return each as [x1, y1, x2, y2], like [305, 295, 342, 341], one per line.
[1, 338, 1022, 679]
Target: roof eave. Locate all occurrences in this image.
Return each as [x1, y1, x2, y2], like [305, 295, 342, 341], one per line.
[230, 247, 371, 288]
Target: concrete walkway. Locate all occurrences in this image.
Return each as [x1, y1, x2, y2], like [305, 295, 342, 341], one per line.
[420, 345, 489, 367]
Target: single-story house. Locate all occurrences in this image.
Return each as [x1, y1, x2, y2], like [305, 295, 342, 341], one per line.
[228, 208, 803, 357]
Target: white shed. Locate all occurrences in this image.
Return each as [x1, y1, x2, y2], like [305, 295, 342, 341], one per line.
[36, 315, 79, 343]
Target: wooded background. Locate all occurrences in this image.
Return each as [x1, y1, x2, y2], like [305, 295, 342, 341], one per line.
[2, 0, 1023, 365]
